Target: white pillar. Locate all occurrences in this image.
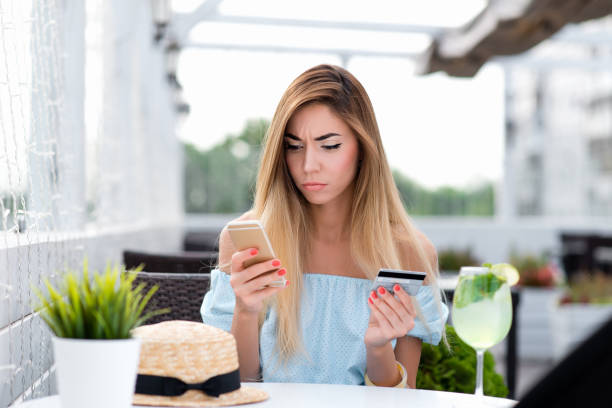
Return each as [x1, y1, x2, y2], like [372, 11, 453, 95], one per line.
[57, 0, 86, 230]
[498, 66, 516, 221]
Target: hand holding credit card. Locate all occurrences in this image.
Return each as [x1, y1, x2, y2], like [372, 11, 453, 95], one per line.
[372, 269, 426, 296]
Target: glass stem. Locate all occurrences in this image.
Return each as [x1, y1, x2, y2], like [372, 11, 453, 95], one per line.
[475, 349, 484, 396]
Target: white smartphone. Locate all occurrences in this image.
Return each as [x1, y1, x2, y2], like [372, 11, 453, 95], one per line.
[226, 220, 286, 287]
[372, 269, 426, 296]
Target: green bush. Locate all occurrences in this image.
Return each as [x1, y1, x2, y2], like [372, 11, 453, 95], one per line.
[33, 261, 167, 339]
[438, 248, 480, 272]
[417, 325, 508, 397]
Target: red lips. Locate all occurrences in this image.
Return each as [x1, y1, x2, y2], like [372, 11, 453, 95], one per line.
[302, 182, 326, 191]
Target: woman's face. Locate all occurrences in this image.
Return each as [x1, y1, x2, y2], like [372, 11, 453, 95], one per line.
[284, 103, 360, 206]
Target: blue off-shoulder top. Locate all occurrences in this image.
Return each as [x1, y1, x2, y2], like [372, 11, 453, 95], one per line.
[201, 269, 448, 385]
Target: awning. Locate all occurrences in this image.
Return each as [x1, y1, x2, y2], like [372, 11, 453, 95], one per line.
[416, 0, 612, 77]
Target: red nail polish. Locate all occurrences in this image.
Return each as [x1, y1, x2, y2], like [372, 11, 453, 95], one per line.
[272, 259, 281, 267]
[250, 249, 258, 256]
[378, 287, 386, 295]
[368, 297, 373, 305]
[394, 284, 401, 292]
[277, 268, 286, 276]
[371, 291, 377, 299]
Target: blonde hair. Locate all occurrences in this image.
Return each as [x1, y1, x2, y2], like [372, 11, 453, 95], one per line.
[252, 64, 443, 361]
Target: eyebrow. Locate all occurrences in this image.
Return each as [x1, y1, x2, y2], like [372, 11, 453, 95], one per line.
[284, 132, 341, 141]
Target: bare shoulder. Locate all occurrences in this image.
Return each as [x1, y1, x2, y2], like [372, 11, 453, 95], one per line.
[414, 229, 437, 264]
[398, 228, 438, 282]
[218, 211, 257, 272]
[229, 210, 257, 225]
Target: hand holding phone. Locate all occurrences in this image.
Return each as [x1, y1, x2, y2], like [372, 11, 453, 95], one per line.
[226, 220, 287, 288]
[372, 269, 426, 296]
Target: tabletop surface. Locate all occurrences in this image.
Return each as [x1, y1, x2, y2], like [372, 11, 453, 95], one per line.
[16, 382, 517, 408]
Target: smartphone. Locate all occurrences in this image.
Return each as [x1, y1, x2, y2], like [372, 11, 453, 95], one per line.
[372, 269, 426, 296]
[226, 220, 286, 287]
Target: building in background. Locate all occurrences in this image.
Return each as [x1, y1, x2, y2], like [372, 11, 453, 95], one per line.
[501, 18, 612, 218]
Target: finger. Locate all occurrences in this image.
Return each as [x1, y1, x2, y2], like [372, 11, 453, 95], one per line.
[231, 258, 282, 286]
[382, 286, 416, 332]
[380, 286, 412, 318]
[381, 286, 414, 327]
[241, 259, 283, 284]
[368, 295, 395, 338]
[372, 289, 415, 336]
[373, 287, 404, 327]
[388, 285, 416, 333]
[393, 284, 416, 316]
[370, 290, 401, 328]
[242, 268, 287, 293]
[231, 247, 260, 273]
[367, 298, 379, 325]
[250, 280, 290, 303]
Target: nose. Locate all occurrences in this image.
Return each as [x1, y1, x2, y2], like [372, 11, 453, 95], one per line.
[303, 145, 320, 174]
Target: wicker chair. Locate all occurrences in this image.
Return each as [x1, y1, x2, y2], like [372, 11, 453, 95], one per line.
[131, 271, 211, 324]
[123, 250, 218, 274]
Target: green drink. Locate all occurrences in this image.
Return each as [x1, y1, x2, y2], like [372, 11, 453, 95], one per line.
[452, 266, 514, 396]
[452, 281, 512, 349]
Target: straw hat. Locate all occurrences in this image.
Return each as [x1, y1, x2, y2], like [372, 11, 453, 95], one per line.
[132, 321, 268, 407]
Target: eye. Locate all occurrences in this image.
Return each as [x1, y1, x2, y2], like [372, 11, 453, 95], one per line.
[285, 142, 302, 151]
[322, 143, 342, 150]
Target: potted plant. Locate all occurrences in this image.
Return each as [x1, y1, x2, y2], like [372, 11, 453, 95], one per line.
[417, 325, 508, 397]
[438, 248, 480, 274]
[510, 251, 563, 359]
[437, 248, 481, 291]
[33, 260, 166, 408]
[550, 271, 612, 361]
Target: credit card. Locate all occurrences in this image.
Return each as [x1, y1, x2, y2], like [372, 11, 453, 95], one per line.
[373, 269, 426, 296]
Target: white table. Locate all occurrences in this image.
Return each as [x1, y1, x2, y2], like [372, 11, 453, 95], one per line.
[16, 382, 516, 408]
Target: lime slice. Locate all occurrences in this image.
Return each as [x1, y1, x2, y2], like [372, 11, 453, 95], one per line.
[491, 263, 519, 286]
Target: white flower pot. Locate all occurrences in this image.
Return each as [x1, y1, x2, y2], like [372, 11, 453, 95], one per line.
[550, 304, 612, 362]
[53, 337, 141, 408]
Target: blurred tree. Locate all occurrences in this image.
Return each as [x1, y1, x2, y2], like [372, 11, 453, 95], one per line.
[184, 119, 495, 216]
[394, 170, 494, 216]
[184, 119, 267, 213]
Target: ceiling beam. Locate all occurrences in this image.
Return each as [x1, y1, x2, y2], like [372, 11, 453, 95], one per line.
[416, 0, 612, 77]
[173, 0, 225, 41]
[172, 1, 612, 75]
[173, 9, 444, 44]
[185, 42, 419, 63]
[202, 14, 442, 35]
[184, 41, 612, 71]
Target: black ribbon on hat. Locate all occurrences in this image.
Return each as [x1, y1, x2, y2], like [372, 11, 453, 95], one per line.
[135, 369, 240, 398]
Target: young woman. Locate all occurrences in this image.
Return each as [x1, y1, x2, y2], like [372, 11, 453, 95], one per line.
[201, 64, 448, 388]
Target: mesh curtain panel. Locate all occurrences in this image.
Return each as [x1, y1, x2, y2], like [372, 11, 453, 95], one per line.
[0, 0, 181, 406]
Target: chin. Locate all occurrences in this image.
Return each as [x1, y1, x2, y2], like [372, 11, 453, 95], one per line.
[302, 196, 327, 206]
[301, 191, 333, 206]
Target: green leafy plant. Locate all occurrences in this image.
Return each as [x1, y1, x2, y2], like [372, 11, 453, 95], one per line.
[438, 248, 480, 272]
[417, 325, 508, 397]
[33, 261, 168, 339]
[453, 272, 505, 308]
[559, 271, 612, 305]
